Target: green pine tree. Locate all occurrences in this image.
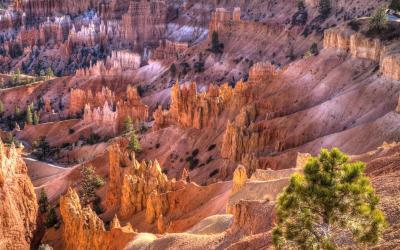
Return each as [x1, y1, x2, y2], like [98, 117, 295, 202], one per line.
[273, 148, 386, 249]
[25, 107, 33, 125]
[369, 6, 388, 33]
[210, 31, 223, 54]
[0, 100, 4, 115]
[33, 111, 40, 125]
[79, 165, 105, 206]
[297, 0, 305, 10]
[128, 131, 141, 153]
[15, 106, 21, 119]
[46, 67, 54, 79]
[390, 0, 400, 11]
[38, 188, 49, 214]
[45, 207, 58, 228]
[319, 0, 331, 18]
[124, 116, 134, 133]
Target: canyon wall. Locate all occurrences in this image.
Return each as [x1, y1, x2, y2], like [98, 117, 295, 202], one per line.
[324, 25, 400, 81]
[121, 0, 167, 49]
[151, 39, 188, 61]
[60, 188, 136, 250]
[208, 7, 289, 43]
[16, 0, 102, 18]
[0, 141, 38, 250]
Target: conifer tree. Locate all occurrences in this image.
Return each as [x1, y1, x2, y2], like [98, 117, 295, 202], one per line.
[128, 131, 141, 153]
[0, 100, 4, 115]
[369, 6, 388, 32]
[79, 165, 105, 206]
[273, 148, 386, 249]
[25, 107, 33, 125]
[319, 0, 331, 18]
[38, 188, 49, 213]
[45, 207, 58, 228]
[390, 0, 400, 11]
[33, 111, 40, 125]
[124, 116, 133, 133]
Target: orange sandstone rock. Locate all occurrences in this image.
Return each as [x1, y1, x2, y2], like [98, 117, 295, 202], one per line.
[60, 188, 136, 250]
[0, 141, 38, 250]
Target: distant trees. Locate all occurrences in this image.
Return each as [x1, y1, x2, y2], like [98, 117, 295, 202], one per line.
[11, 69, 21, 86]
[194, 54, 205, 73]
[273, 148, 386, 249]
[0, 100, 4, 116]
[310, 42, 319, 55]
[305, 42, 319, 58]
[319, 0, 331, 18]
[297, 0, 305, 10]
[45, 67, 54, 79]
[369, 6, 388, 33]
[79, 165, 105, 206]
[209, 31, 224, 54]
[390, 0, 400, 11]
[25, 106, 33, 125]
[32, 136, 50, 160]
[169, 63, 177, 77]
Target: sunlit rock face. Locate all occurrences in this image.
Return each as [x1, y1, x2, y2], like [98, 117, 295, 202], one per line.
[0, 141, 38, 250]
[104, 143, 183, 225]
[60, 188, 136, 250]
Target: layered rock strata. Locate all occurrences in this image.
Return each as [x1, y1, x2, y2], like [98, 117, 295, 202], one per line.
[324, 23, 400, 80]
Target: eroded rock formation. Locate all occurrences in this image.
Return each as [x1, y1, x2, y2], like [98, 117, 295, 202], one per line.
[155, 79, 255, 130]
[75, 51, 141, 77]
[60, 188, 136, 250]
[151, 39, 188, 61]
[70, 85, 148, 133]
[0, 141, 38, 250]
[104, 143, 183, 226]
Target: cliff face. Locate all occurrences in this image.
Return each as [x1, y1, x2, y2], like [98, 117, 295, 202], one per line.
[229, 200, 275, 235]
[0, 141, 38, 250]
[121, 0, 167, 49]
[323, 24, 400, 81]
[17, 0, 102, 18]
[60, 188, 136, 250]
